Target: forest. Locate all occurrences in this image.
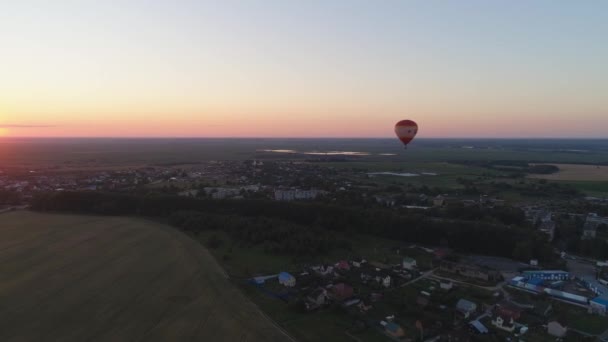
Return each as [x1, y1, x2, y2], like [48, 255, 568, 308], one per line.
[31, 191, 556, 261]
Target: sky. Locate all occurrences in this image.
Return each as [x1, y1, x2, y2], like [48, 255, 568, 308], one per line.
[1, 0, 607, 138]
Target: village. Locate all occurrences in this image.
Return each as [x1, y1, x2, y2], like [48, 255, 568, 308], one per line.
[246, 243, 608, 341]
[3, 159, 608, 340]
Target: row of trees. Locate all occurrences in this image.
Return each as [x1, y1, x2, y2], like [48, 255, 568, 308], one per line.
[31, 191, 557, 261]
[169, 210, 351, 256]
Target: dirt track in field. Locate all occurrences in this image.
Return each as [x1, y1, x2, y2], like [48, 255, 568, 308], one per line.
[0, 211, 290, 342]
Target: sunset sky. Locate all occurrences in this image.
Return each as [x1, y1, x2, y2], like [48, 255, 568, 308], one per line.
[1, 1, 607, 138]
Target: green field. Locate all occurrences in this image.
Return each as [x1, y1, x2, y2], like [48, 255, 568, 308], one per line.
[2, 138, 608, 167]
[0, 211, 291, 342]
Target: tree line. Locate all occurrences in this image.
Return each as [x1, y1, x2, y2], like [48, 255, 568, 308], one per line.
[31, 191, 556, 261]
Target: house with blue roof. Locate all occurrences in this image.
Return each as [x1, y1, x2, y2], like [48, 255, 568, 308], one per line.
[381, 321, 405, 338]
[278, 272, 296, 287]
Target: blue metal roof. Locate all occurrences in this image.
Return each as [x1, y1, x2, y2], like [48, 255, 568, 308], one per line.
[469, 320, 488, 333]
[278, 272, 294, 280]
[527, 278, 544, 285]
[592, 297, 608, 307]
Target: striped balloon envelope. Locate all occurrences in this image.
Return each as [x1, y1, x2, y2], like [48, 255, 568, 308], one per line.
[394, 120, 418, 148]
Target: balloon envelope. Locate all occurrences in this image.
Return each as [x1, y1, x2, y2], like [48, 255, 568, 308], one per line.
[394, 120, 418, 147]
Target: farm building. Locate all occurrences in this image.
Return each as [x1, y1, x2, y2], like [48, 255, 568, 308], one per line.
[278, 272, 296, 287]
[522, 270, 570, 281]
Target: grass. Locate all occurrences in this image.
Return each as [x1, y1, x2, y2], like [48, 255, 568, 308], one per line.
[552, 303, 608, 335]
[557, 180, 608, 196]
[0, 211, 289, 342]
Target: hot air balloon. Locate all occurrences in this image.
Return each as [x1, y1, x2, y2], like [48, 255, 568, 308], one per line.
[394, 120, 418, 148]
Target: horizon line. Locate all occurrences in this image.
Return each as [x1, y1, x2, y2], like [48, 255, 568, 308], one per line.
[2, 136, 608, 140]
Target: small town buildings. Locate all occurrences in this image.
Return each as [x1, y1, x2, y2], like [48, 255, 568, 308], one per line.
[547, 320, 568, 338]
[402, 257, 417, 270]
[582, 213, 608, 239]
[278, 272, 296, 287]
[274, 189, 326, 201]
[456, 299, 477, 319]
[538, 220, 556, 241]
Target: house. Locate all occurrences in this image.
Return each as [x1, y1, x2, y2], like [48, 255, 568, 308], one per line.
[440, 260, 501, 282]
[440, 280, 453, 291]
[492, 314, 516, 332]
[312, 265, 334, 276]
[456, 299, 477, 319]
[433, 195, 445, 207]
[306, 288, 327, 310]
[330, 283, 354, 301]
[381, 321, 405, 338]
[352, 258, 366, 268]
[469, 320, 489, 334]
[402, 257, 417, 270]
[278, 272, 296, 287]
[495, 301, 522, 320]
[335, 260, 350, 271]
[539, 220, 556, 241]
[382, 275, 392, 288]
[547, 319, 568, 338]
[583, 220, 598, 239]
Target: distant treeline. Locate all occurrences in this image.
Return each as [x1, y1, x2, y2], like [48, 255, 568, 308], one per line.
[456, 160, 560, 174]
[31, 191, 555, 261]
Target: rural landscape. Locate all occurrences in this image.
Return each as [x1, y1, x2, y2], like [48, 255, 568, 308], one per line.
[3, 1, 608, 341]
[1, 137, 608, 341]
